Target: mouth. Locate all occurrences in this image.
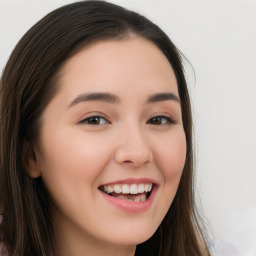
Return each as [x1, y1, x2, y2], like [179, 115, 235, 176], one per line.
[99, 183, 154, 203]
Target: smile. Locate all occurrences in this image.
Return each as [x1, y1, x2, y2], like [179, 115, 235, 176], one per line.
[99, 183, 153, 202]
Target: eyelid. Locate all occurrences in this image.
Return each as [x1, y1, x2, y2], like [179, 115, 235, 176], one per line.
[78, 113, 111, 125]
[147, 114, 177, 125]
[77, 112, 176, 126]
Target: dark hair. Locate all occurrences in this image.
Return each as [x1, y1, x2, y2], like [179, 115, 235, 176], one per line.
[0, 1, 210, 255]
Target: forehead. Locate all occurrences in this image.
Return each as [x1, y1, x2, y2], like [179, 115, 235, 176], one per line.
[58, 38, 178, 99]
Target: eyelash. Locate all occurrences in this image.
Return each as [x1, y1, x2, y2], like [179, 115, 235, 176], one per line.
[79, 116, 110, 125]
[79, 115, 176, 126]
[147, 115, 176, 125]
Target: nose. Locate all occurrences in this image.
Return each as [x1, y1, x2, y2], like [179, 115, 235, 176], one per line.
[114, 125, 153, 167]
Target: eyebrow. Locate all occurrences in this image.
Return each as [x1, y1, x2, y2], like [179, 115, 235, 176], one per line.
[68, 92, 180, 108]
[68, 92, 120, 108]
[146, 92, 180, 103]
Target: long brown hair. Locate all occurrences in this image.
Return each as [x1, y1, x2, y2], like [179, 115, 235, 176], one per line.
[0, 1, 210, 255]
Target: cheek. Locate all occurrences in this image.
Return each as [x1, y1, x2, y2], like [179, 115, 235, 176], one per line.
[153, 129, 187, 205]
[154, 129, 187, 178]
[36, 127, 113, 202]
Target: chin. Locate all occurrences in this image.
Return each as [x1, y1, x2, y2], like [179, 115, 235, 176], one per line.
[104, 226, 157, 246]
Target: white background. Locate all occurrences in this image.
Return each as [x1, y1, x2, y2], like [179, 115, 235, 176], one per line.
[0, 1, 255, 255]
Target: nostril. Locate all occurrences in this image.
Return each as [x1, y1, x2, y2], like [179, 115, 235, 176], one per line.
[114, 141, 153, 167]
[123, 160, 133, 164]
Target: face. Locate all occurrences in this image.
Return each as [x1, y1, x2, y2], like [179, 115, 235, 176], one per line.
[29, 38, 186, 253]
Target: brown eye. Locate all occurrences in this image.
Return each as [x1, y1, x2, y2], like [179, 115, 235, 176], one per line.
[150, 117, 162, 125]
[80, 116, 109, 125]
[147, 115, 175, 125]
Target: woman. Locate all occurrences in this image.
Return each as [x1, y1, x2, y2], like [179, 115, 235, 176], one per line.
[0, 1, 211, 255]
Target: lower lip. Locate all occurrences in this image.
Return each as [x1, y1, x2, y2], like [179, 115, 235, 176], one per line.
[99, 185, 157, 213]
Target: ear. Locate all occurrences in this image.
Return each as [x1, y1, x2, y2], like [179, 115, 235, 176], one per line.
[22, 140, 41, 178]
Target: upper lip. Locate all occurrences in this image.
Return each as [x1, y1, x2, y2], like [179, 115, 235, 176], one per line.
[99, 177, 159, 187]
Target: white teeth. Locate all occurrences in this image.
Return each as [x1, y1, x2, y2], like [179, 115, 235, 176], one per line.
[141, 193, 146, 202]
[107, 185, 113, 193]
[103, 183, 153, 195]
[130, 184, 137, 194]
[121, 184, 129, 194]
[137, 184, 144, 193]
[104, 185, 114, 193]
[144, 183, 152, 192]
[116, 195, 127, 200]
[113, 184, 121, 193]
[134, 197, 140, 202]
[116, 194, 147, 202]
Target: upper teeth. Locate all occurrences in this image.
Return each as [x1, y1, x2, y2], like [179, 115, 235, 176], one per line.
[103, 183, 153, 194]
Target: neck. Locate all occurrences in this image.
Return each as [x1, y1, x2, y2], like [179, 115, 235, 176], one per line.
[53, 212, 136, 256]
[55, 238, 136, 256]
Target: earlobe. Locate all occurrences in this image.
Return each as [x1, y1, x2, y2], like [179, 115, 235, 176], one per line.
[22, 140, 41, 178]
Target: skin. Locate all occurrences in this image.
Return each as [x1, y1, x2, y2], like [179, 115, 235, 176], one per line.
[28, 38, 187, 256]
